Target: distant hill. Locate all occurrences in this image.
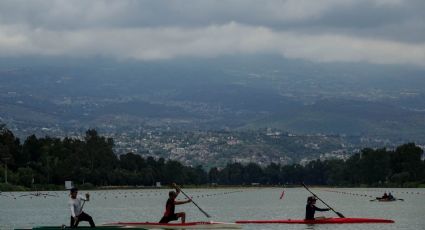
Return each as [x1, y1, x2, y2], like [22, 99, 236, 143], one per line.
[246, 99, 425, 138]
[1, 55, 424, 142]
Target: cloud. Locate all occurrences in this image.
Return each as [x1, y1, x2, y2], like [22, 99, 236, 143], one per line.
[0, 0, 424, 66]
[1, 22, 424, 66]
[1, 0, 421, 29]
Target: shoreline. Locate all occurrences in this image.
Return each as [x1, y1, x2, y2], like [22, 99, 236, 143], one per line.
[1, 183, 424, 192]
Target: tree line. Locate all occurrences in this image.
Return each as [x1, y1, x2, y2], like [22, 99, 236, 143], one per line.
[1, 126, 424, 189]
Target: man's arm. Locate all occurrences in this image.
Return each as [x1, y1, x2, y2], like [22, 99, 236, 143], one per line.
[78, 193, 90, 201]
[174, 199, 192, 205]
[70, 201, 78, 221]
[314, 205, 331, 212]
[171, 182, 190, 205]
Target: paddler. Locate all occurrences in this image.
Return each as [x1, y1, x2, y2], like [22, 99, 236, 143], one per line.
[305, 196, 330, 220]
[69, 187, 95, 228]
[159, 183, 192, 223]
[381, 192, 389, 199]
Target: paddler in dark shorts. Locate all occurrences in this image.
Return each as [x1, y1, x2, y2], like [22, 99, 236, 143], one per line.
[69, 187, 95, 228]
[159, 183, 192, 223]
[305, 196, 330, 220]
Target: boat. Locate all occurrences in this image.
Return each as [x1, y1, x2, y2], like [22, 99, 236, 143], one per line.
[376, 199, 397, 202]
[370, 197, 404, 202]
[105, 221, 242, 229]
[378, 197, 403, 201]
[236, 217, 395, 224]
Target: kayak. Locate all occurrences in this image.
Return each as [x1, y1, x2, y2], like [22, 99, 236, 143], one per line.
[375, 198, 400, 202]
[105, 221, 242, 229]
[236, 217, 395, 224]
[15, 226, 147, 230]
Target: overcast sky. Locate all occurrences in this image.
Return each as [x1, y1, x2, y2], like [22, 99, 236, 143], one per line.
[0, 0, 424, 66]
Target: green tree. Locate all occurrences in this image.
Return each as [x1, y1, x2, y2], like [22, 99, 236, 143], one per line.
[120, 152, 145, 172]
[243, 162, 264, 184]
[390, 143, 424, 183]
[324, 159, 345, 185]
[226, 163, 244, 185]
[304, 160, 327, 184]
[281, 164, 303, 184]
[343, 153, 361, 185]
[208, 167, 219, 184]
[264, 163, 281, 185]
[0, 127, 20, 170]
[83, 129, 118, 185]
[358, 148, 390, 185]
[163, 160, 186, 185]
[17, 167, 34, 188]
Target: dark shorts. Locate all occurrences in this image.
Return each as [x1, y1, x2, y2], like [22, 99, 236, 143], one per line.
[159, 214, 178, 223]
[70, 211, 95, 228]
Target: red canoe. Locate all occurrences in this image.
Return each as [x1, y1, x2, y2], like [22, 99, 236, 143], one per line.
[236, 217, 394, 224]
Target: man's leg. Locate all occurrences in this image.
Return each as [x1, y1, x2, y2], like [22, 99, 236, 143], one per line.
[176, 212, 186, 223]
[78, 212, 96, 227]
[70, 216, 75, 228]
[70, 216, 80, 228]
[159, 216, 170, 223]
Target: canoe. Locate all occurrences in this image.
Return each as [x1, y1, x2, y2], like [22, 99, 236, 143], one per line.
[106, 221, 242, 229]
[15, 226, 147, 230]
[376, 198, 398, 202]
[236, 217, 395, 224]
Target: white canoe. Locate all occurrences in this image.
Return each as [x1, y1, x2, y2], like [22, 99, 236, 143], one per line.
[104, 221, 242, 229]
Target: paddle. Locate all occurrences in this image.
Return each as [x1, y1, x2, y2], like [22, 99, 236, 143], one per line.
[80, 200, 86, 213]
[279, 185, 286, 200]
[302, 183, 345, 218]
[173, 183, 211, 218]
[76, 193, 90, 219]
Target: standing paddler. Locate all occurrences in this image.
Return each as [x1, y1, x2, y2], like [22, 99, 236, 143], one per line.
[69, 187, 95, 228]
[159, 183, 192, 223]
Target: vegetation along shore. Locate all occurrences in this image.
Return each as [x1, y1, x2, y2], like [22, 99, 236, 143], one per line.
[1, 126, 424, 191]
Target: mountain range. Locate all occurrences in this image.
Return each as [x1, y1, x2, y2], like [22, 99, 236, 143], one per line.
[1, 55, 424, 142]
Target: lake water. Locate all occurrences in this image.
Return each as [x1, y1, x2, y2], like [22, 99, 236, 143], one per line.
[1, 187, 424, 230]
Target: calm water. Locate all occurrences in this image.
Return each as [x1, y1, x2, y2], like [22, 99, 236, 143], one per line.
[1, 187, 424, 230]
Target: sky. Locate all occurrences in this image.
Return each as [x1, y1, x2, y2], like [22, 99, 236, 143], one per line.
[0, 0, 424, 66]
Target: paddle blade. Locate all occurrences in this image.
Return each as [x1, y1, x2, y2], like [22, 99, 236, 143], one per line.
[280, 190, 285, 200]
[201, 209, 211, 218]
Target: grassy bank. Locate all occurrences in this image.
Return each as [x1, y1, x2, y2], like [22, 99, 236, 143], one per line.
[0, 183, 28, 191]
